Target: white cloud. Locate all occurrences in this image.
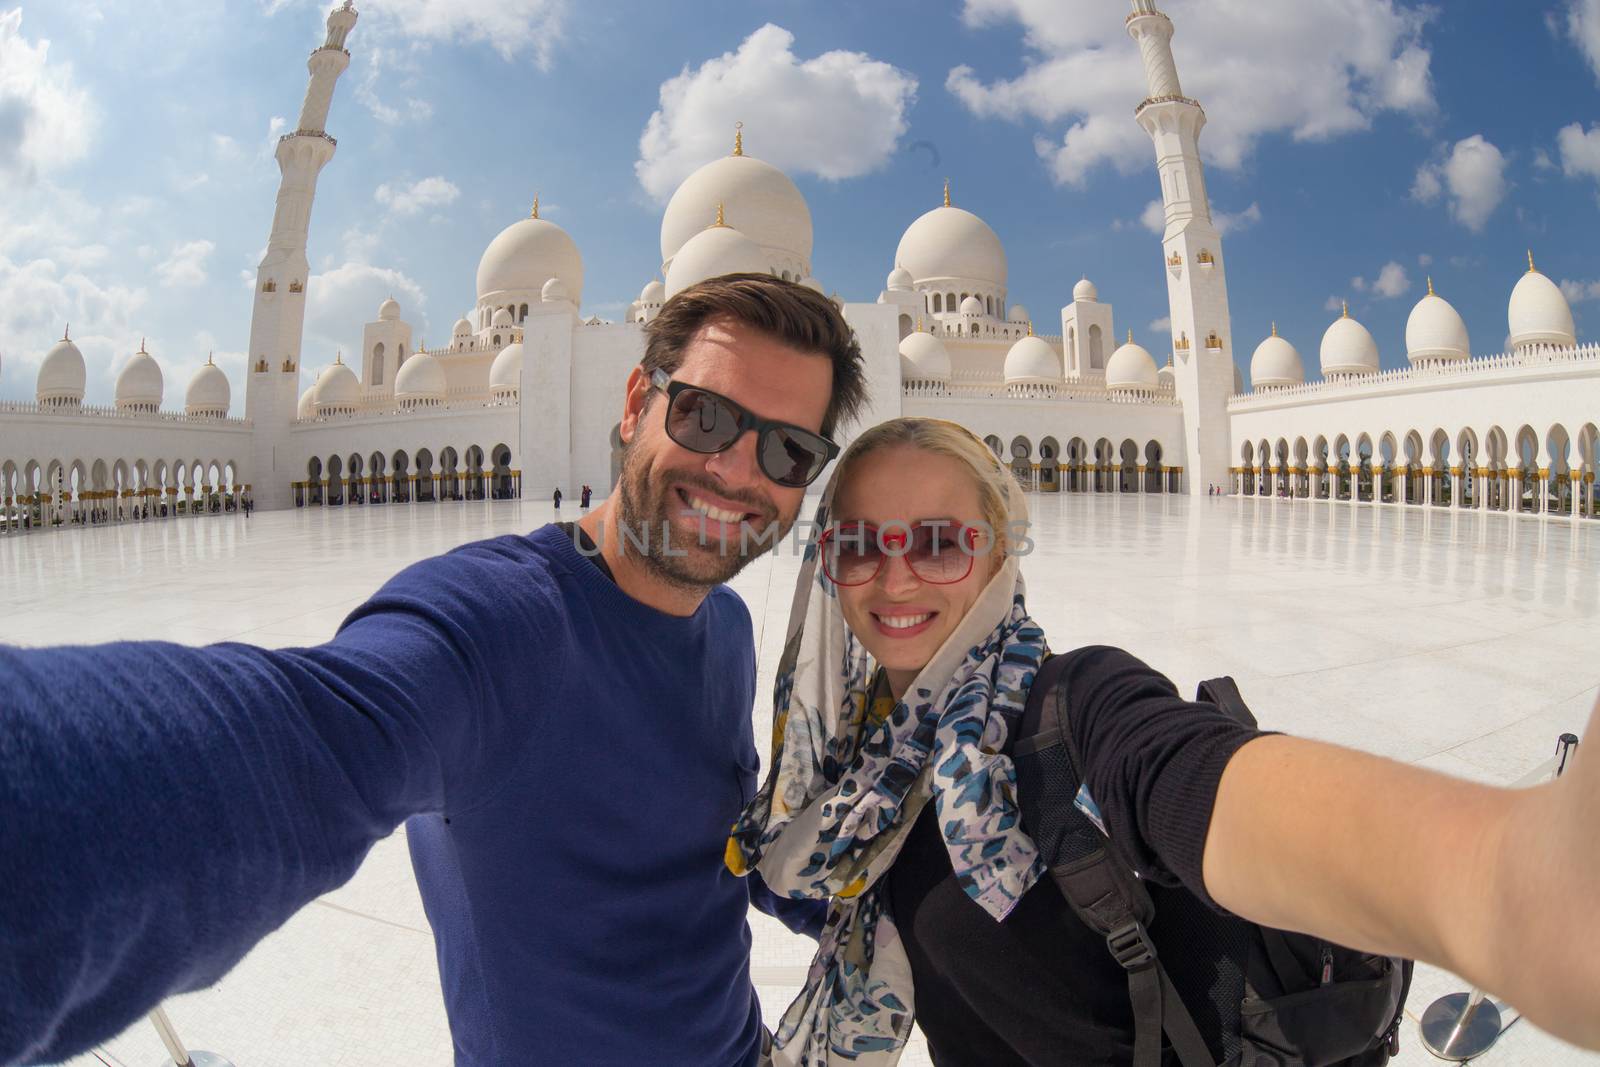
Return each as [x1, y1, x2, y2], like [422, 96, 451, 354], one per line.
[355, 43, 434, 125]
[1351, 275, 1368, 292]
[1371, 261, 1409, 298]
[1566, 0, 1600, 84]
[1324, 294, 1345, 312]
[375, 176, 460, 217]
[156, 239, 216, 287]
[301, 261, 428, 367]
[635, 24, 918, 201]
[0, 252, 147, 403]
[0, 9, 97, 182]
[1418, 252, 1433, 266]
[1213, 202, 1261, 236]
[1560, 278, 1600, 303]
[1139, 199, 1166, 234]
[1148, 316, 1171, 333]
[1558, 122, 1600, 184]
[948, 0, 1434, 186]
[1414, 135, 1508, 232]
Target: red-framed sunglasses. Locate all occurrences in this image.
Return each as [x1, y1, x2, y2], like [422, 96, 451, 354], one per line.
[819, 520, 982, 587]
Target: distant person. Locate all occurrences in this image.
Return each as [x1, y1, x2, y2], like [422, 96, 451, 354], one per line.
[581, 484, 592, 509]
[552, 486, 562, 510]
[0, 275, 862, 1067]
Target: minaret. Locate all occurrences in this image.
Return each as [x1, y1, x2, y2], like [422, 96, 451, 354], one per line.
[1128, 0, 1233, 496]
[245, 1, 359, 510]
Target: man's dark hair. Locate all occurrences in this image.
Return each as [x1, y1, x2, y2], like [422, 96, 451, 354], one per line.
[641, 273, 868, 438]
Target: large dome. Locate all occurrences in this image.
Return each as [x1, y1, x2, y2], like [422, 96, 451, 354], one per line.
[185, 357, 231, 415]
[896, 204, 1007, 289]
[115, 343, 164, 410]
[37, 335, 86, 404]
[1250, 330, 1305, 389]
[476, 214, 584, 306]
[1106, 336, 1159, 391]
[1508, 258, 1575, 350]
[898, 331, 952, 382]
[1405, 285, 1470, 363]
[660, 152, 812, 275]
[313, 358, 360, 413]
[664, 224, 769, 299]
[1320, 307, 1380, 378]
[1003, 335, 1061, 383]
[490, 342, 523, 394]
[394, 350, 447, 403]
[297, 386, 317, 420]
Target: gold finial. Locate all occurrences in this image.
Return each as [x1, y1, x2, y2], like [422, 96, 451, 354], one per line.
[1342, 300, 1349, 319]
[943, 177, 951, 207]
[335, 349, 343, 365]
[1127, 328, 1134, 344]
[733, 122, 744, 157]
[1427, 276, 1434, 296]
[1027, 320, 1034, 337]
[1271, 321, 1278, 337]
[714, 201, 727, 227]
[530, 196, 540, 219]
[916, 316, 924, 332]
[207, 351, 214, 366]
[1527, 249, 1536, 274]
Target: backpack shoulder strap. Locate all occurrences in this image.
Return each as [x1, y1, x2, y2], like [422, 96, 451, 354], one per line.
[1016, 650, 1218, 1067]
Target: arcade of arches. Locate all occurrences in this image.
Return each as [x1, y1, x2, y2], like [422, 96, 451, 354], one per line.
[983, 434, 1182, 494]
[292, 443, 520, 507]
[1231, 422, 1600, 519]
[1, 456, 247, 532]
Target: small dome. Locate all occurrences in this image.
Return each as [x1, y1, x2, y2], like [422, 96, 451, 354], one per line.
[898, 331, 952, 382]
[1157, 362, 1174, 389]
[1106, 336, 1159, 391]
[1508, 256, 1575, 350]
[1250, 330, 1306, 388]
[489, 342, 523, 393]
[453, 316, 473, 337]
[541, 276, 570, 303]
[313, 358, 360, 413]
[660, 152, 813, 274]
[1007, 304, 1030, 324]
[1073, 278, 1098, 303]
[185, 357, 231, 415]
[886, 264, 914, 291]
[959, 295, 984, 316]
[895, 203, 1007, 288]
[394, 350, 447, 402]
[36, 335, 86, 404]
[476, 213, 584, 305]
[1003, 335, 1062, 383]
[297, 386, 317, 420]
[491, 307, 514, 328]
[1406, 285, 1470, 363]
[1320, 307, 1380, 377]
[639, 278, 666, 305]
[378, 296, 402, 321]
[664, 224, 768, 299]
[115, 343, 164, 410]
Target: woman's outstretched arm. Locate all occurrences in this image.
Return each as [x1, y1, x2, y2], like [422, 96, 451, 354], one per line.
[1202, 701, 1599, 1049]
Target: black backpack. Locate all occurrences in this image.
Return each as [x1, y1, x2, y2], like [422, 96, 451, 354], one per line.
[1009, 652, 1412, 1067]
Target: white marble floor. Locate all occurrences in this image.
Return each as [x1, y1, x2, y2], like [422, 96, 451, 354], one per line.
[8, 493, 1595, 1066]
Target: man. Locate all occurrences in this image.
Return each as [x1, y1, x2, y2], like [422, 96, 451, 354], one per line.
[0, 274, 866, 1067]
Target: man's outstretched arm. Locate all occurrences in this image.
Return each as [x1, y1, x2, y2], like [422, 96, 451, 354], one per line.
[0, 538, 560, 1067]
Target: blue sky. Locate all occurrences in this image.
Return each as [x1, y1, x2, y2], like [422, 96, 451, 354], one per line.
[3, 0, 1599, 412]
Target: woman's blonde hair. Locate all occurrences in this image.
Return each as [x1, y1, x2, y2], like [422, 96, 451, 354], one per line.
[833, 418, 1022, 559]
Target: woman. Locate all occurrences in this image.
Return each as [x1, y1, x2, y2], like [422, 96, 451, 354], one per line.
[727, 417, 1599, 1066]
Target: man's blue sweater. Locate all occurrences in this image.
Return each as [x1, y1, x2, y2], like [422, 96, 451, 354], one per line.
[0, 523, 818, 1066]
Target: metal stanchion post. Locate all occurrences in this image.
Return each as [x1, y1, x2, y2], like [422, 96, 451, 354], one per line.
[149, 1005, 235, 1067]
[1420, 733, 1580, 1061]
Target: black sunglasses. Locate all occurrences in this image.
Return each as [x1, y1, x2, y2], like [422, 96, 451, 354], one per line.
[649, 369, 839, 488]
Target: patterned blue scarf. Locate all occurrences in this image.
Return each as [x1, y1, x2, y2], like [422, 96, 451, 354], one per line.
[727, 467, 1048, 1065]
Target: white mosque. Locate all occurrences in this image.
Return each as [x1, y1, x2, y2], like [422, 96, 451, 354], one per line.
[1, 0, 1597, 528]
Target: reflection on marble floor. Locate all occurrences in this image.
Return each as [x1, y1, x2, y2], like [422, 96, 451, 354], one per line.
[14, 494, 1594, 1066]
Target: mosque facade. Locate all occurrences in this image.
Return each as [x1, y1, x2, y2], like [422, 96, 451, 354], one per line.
[2, 0, 1597, 528]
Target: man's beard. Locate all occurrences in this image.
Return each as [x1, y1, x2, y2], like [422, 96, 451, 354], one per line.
[614, 438, 795, 590]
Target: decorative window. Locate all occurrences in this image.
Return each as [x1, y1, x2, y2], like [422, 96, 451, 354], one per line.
[262, 280, 277, 293]
[1167, 252, 1183, 267]
[289, 280, 304, 293]
[1197, 249, 1215, 266]
[255, 359, 269, 373]
[1175, 333, 1191, 351]
[1206, 331, 1223, 350]
[281, 359, 297, 372]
